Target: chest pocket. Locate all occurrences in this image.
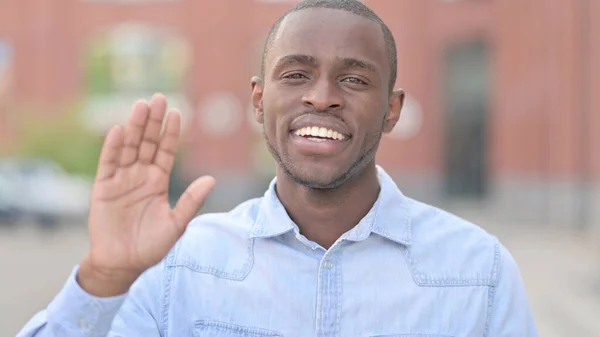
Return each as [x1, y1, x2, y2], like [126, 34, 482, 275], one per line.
[194, 319, 283, 337]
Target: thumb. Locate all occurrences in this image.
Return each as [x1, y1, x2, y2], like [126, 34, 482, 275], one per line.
[171, 175, 216, 230]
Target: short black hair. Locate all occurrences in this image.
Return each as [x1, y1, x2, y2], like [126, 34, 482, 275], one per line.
[260, 0, 398, 92]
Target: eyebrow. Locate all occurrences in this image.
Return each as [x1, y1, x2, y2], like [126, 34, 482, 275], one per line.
[341, 57, 376, 73]
[274, 54, 319, 69]
[272, 54, 377, 73]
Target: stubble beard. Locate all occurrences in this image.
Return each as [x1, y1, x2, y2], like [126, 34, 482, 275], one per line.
[262, 126, 383, 190]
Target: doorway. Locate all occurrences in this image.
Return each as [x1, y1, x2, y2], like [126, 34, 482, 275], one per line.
[442, 40, 490, 198]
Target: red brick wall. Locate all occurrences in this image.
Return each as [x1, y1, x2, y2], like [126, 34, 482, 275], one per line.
[590, 0, 600, 180]
[492, 0, 599, 179]
[0, 0, 598, 181]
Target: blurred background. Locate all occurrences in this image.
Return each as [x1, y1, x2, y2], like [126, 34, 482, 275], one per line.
[0, 0, 599, 335]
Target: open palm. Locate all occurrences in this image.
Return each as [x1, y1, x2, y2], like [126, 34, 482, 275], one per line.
[86, 94, 215, 277]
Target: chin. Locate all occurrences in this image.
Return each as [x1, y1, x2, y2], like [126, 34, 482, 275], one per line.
[284, 163, 354, 189]
[292, 175, 347, 190]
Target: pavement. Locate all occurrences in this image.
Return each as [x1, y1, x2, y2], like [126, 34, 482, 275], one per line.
[0, 215, 599, 337]
[452, 210, 600, 337]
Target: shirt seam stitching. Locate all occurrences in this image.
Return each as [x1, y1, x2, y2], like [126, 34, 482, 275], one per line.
[483, 239, 503, 337]
[162, 246, 178, 337]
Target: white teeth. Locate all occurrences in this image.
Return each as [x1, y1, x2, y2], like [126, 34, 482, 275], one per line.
[294, 126, 347, 140]
[307, 137, 327, 142]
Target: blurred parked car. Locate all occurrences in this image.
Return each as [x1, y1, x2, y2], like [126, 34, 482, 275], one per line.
[0, 158, 92, 226]
[0, 173, 23, 225]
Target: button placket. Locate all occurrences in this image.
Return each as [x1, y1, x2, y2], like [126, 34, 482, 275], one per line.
[316, 249, 342, 336]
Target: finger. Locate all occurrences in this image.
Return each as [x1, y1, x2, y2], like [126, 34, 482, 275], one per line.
[120, 101, 150, 166]
[138, 93, 168, 164]
[154, 110, 181, 174]
[171, 176, 216, 230]
[96, 125, 124, 181]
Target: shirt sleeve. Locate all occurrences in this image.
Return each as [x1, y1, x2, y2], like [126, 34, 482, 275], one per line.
[486, 244, 539, 337]
[16, 260, 165, 337]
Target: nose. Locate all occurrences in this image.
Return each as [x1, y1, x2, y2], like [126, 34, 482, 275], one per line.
[301, 77, 344, 111]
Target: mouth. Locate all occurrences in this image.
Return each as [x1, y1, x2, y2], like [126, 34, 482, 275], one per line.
[293, 126, 349, 141]
[289, 126, 350, 155]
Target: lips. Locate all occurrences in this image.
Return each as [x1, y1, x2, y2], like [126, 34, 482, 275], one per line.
[287, 114, 352, 155]
[293, 126, 348, 140]
[289, 126, 350, 156]
[289, 114, 351, 137]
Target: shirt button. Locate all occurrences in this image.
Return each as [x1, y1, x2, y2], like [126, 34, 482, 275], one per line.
[324, 260, 334, 269]
[78, 317, 89, 330]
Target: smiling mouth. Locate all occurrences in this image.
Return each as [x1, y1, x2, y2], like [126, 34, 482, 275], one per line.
[293, 126, 349, 142]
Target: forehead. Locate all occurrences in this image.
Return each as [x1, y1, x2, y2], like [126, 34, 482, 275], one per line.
[267, 8, 388, 72]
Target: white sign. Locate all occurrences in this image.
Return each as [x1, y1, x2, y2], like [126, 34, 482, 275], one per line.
[198, 92, 243, 138]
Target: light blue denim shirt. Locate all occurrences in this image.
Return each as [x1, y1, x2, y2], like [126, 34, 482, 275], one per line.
[18, 166, 537, 337]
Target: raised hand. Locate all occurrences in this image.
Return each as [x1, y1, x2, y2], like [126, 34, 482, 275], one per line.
[78, 94, 215, 297]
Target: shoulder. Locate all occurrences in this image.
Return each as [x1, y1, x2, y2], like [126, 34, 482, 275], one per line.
[405, 198, 504, 287]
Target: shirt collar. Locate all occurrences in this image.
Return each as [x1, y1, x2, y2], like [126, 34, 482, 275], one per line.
[250, 165, 412, 246]
[250, 177, 297, 239]
[368, 166, 412, 245]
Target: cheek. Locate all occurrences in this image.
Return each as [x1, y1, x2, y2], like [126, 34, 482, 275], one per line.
[262, 114, 276, 136]
[356, 104, 388, 131]
[262, 97, 291, 138]
[261, 107, 282, 140]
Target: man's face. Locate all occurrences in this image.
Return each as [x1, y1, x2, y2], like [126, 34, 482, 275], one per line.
[252, 8, 404, 189]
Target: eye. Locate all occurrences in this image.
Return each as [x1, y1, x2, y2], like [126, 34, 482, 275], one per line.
[341, 77, 367, 85]
[283, 73, 308, 80]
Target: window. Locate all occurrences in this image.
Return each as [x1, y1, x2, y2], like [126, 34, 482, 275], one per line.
[81, 24, 192, 132]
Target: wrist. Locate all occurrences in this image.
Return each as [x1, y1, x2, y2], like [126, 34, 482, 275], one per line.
[77, 255, 142, 297]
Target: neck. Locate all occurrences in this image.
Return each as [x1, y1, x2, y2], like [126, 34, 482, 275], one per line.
[275, 163, 381, 249]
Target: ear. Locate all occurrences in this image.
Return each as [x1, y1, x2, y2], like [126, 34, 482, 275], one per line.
[383, 89, 405, 133]
[251, 76, 265, 124]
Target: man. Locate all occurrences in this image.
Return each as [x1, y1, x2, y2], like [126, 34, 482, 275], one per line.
[18, 0, 537, 336]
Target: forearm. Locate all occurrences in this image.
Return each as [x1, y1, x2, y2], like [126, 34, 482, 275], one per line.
[17, 266, 127, 337]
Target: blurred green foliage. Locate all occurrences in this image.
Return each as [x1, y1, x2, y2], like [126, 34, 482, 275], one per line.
[82, 27, 191, 96]
[83, 36, 114, 95]
[14, 102, 103, 177]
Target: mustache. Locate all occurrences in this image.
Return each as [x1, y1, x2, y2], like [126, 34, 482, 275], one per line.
[292, 109, 347, 123]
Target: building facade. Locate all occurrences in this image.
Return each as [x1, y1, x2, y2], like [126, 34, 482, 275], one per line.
[0, 0, 598, 228]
